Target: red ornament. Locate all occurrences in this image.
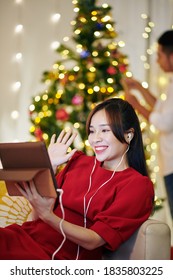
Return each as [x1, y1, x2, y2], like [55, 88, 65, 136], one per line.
[119, 65, 127, 73]
[107, 66, 117, 75]
[34, 127, 43, 140]
[56, 108, 69, 121]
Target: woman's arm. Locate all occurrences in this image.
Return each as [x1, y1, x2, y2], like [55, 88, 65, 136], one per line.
[42, 211, 105, 250]
[16, 180, 105, 250]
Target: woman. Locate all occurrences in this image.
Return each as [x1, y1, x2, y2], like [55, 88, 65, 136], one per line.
[0, 98, 154, 260]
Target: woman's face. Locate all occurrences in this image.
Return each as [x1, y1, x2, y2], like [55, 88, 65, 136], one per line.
[88, 109, 129, 170]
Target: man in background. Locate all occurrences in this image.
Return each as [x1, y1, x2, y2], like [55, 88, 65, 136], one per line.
[122, 30, 173, 220]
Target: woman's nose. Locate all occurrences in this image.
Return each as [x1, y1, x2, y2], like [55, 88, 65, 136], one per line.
[93, 131, 102, 142]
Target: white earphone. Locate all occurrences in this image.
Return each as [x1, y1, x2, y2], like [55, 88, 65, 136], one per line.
[127, 133, 132, 142]
[128, 133, 132, 139]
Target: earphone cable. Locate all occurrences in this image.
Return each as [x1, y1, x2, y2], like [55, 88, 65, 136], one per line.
[51, 189, 66, 260]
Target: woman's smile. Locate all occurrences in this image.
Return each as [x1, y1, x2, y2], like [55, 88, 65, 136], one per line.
[94, 145, 108, 154]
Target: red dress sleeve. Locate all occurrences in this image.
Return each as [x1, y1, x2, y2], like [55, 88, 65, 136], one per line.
[90, 176, 154, 251]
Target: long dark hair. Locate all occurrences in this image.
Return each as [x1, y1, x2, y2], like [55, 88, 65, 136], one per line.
[86, 98, 149, 176]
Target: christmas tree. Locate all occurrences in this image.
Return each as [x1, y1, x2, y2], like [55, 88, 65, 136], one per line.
[29, 0, 129, 152]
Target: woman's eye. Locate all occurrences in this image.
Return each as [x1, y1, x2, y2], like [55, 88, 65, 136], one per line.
[102, 129, 110, 132]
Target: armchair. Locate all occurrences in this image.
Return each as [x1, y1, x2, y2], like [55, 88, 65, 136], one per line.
[103, 219, 171, 260]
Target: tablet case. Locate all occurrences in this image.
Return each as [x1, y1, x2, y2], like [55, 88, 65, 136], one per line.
[0, 168, 57, 198]
[0, 141, 57, 198]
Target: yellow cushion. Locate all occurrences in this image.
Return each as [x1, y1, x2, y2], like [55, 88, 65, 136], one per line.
[0, 181, 31, 227]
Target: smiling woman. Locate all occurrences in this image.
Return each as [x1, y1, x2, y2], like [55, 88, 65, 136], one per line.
[0, 98, 154, 260]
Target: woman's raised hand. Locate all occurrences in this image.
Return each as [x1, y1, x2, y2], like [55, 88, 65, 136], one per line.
[48, 128, 77, 171]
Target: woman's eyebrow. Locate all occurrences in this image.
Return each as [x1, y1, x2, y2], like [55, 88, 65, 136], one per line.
[89, 124, 110, 128]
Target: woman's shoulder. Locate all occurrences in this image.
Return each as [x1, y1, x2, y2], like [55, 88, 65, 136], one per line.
[125, 168, 154, 193]
[126, 167, 148, 178]
[122, 167, 153, 187]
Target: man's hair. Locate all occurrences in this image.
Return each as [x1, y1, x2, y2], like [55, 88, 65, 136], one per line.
[158, 30, 173, 55]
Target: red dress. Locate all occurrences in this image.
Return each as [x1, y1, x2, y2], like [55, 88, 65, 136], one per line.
[0, 151, 154, 260]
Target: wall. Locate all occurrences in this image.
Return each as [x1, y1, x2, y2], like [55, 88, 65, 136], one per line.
[0, 0, 172, 142]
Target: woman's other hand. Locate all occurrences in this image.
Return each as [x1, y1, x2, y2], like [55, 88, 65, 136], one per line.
[15, 180, 55, 221]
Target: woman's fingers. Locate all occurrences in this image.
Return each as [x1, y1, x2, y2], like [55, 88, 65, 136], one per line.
[49, 134, 56, 145]
[57, 129, 77, 146]
[56, 129, 66, 143]
[65, 131, 77, 147]
[28, 180, 40, 196]
[58, 129, 72, 144]
[65, 148, 77, 161]
[15, 182, 26, 196]
[15, 181, 31, 199]
[15, 180, 39, 201]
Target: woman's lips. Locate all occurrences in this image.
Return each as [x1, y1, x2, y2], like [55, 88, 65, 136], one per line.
[94, 146, 108, 154]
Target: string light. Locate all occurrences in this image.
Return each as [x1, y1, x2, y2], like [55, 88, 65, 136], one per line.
[15, 24, 23, 33]
[11, 110, 19, 120]
[15, 52, 22, 61]
[15, 0, 23, 3]
[51, 41, 60, 50]
[12, 81, 21, 91]
[51, 13, 61, 23]
[139, 10, 163, 203]
[50, 2, 61, 51]
[10, 0, 25, 126]
[140, 13, 155, 72]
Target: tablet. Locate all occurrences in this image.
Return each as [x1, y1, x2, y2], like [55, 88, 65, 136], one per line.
[0, 141, 57, 198]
